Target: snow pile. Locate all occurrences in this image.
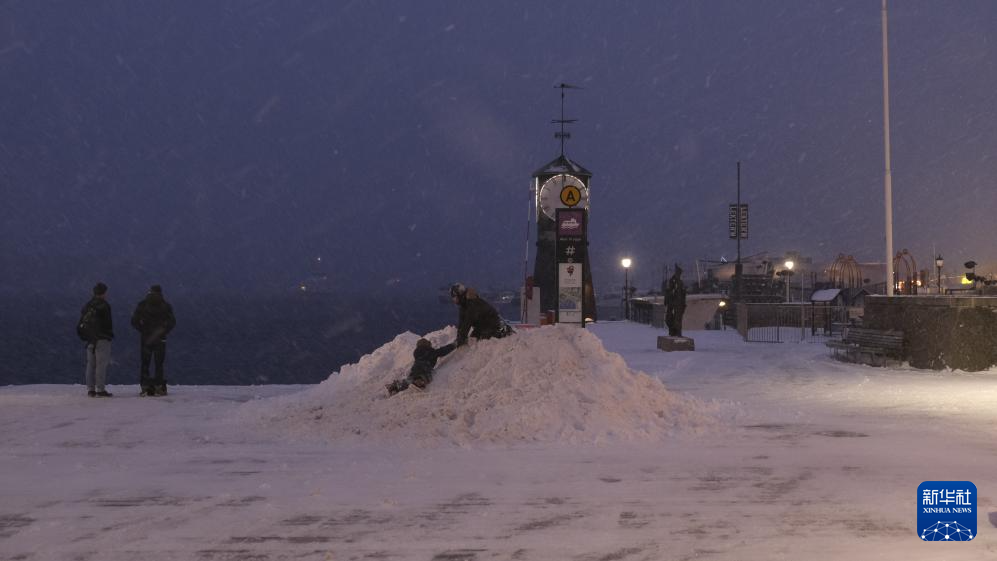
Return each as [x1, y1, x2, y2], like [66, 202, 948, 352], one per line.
[237, 325, 721, 446]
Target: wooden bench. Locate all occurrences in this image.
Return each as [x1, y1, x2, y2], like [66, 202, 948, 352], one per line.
[826, 327, 905, 366]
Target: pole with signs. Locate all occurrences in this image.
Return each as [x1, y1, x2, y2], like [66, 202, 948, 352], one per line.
[729, 164, 748, 310]
[728, 204, 748, 241]
[734, 162, 742, 303]
[555, 208, 586, 326]
[736, 161, 742, 267]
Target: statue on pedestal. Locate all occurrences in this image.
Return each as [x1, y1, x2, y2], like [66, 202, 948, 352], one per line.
[664, 265, 687, 337]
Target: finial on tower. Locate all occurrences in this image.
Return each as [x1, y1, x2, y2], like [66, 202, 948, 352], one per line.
[552, 83, 582, 157]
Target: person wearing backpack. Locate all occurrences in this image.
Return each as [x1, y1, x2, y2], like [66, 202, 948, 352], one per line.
[130, 285, 176, 397]
[79, 282, 114, 397]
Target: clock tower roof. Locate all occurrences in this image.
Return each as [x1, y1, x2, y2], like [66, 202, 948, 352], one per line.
[533, 154, 592, 179]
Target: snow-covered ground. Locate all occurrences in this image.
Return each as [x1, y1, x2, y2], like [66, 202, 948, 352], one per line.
[2, 322, 996, 560]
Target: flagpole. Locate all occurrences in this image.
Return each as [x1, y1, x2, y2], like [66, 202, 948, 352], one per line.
[882, 0, 895, 296]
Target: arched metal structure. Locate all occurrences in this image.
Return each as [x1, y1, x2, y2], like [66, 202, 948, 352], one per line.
[893, 249, 918, 294]
[828, 254, 863, 288]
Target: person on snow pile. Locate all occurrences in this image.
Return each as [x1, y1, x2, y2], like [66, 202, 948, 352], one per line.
[449, 283, 511, 347]
[130, 284, 177, 397]
[385, 338, 456, 395]
[80, 282, 114, 397]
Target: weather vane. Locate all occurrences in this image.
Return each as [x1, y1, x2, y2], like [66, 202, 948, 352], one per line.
[552, 83, 581, 157]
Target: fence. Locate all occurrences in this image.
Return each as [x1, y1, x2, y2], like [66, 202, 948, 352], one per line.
[736, 302, 849, 343]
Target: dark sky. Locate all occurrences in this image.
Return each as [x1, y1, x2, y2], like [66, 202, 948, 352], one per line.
[3, 0, 997, 297]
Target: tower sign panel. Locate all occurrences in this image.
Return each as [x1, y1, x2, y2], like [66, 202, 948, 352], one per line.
[556, 208, 586, 326]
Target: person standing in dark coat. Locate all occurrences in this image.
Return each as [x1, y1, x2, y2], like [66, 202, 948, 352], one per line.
[385, 338, 456, 395]
[664, 265, 687, 337]
[449, 283, 509, 347]
[131, 285, 176, 396]
[81, 282, 114, 397]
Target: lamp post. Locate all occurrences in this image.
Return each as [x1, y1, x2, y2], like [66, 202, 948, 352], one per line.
[965, 260, 977, 289]
[621, 258, 632, 320]
[784, 260, 795, 302]
[935, 254, 944, 294]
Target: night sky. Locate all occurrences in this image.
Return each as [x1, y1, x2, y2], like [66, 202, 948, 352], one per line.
[3, 0, 997, 298]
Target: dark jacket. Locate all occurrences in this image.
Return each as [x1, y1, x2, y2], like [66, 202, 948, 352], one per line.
[130, 292, 176, 346]
[456, 295, 503, 346]
[409, 343, 456, 379]
[664, 274, 687, 310]
[82, 297, 114, 341]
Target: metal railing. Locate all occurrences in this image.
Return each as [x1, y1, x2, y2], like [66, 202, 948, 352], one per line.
[736, 303, 850, 343]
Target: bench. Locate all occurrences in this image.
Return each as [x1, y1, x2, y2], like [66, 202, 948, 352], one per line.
[826, 327, 905, 366]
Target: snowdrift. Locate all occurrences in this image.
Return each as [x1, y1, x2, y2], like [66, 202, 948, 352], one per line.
[237, 324, 720, 446]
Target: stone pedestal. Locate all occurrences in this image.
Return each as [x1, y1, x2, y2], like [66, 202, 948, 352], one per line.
[657, 336, 695, 352]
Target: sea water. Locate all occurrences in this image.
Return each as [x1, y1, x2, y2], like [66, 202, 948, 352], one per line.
[1, 293, 520, 386]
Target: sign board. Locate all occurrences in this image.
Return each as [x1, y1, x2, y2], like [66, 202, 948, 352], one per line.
[556, 208, 586, 326]
[557, 209, 585, 237]
[557, 263, 584, 323]
[728, 203, 748, 239]
[558, 239, 581, 262]
[560, 184, 582, 207]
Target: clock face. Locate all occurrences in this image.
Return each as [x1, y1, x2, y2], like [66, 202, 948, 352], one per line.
[538, 174, 589, 220]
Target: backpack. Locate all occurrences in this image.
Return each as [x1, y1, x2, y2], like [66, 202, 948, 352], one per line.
[77, 304, 98, 342]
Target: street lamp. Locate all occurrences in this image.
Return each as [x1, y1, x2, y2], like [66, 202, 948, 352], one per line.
[935, 254, 944, 294]
[784, 260, 795, 302]
[965, 260, 977, 288]
[621, 258, 632, 320]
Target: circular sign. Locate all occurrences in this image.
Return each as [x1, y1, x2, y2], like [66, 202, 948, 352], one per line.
[560, 185, 582, 207]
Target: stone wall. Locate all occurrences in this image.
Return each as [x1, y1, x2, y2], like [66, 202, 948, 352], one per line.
[863, 295, 997, 371]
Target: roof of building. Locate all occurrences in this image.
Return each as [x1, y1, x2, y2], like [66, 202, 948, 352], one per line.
[534, 154, 592, 178]
[810, 288, 842, 302]
[843, 287, 872, 299]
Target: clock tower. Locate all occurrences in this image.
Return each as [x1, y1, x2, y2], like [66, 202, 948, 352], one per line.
[532, 84, 596, 322]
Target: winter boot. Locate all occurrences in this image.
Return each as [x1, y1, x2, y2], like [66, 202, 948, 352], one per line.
[386, 380, 410, 396]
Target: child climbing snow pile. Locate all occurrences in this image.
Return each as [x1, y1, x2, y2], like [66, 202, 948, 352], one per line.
[385, 338, 456, 395]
